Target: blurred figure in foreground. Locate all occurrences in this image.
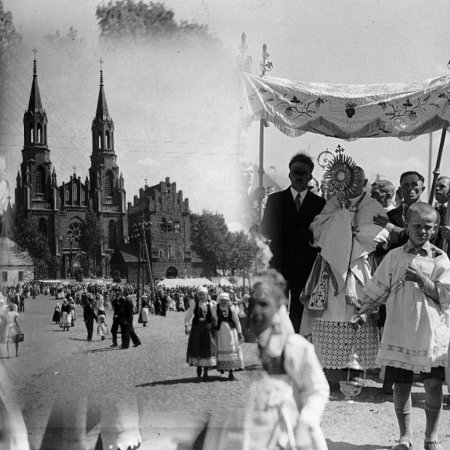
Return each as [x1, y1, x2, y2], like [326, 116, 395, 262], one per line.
[245, 270, 329, 450]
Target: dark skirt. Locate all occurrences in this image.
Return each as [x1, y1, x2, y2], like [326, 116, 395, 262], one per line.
[186, 321, 217, 367]
[52, 310, 61, 322]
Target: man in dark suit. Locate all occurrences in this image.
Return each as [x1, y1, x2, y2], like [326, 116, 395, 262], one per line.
[260, 153, 326, 333]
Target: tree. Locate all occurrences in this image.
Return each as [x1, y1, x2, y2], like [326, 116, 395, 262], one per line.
[191, 211, 229, 275]
[96, 0, 216, 43]
[14, 216, 57, 279]
[0, 0, 21, 54]
[191, 211, 257, 276]
[44, 27, 86, 52]
[78, 211, 103, 277]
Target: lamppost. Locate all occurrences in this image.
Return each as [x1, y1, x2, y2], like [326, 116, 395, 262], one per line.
[131, 214, 155, 307]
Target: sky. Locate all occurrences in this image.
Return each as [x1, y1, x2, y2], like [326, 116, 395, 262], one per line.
[2, 0, 450, 226]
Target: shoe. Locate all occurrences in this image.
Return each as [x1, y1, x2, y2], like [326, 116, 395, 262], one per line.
[228, 372, 235, 381]
[110, 343, 118, 347]
[391, 442, 412, 450]
[120, 346, 129, 349]
[133, 343, 141, 347]
[424, 441, 443, 450]
[202, 374, 209, 381]
[101, 336, 105, 340]
[196, 367, 202, 378]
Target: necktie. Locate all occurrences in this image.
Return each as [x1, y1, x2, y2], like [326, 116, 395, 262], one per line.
[295, 193, 301, 212]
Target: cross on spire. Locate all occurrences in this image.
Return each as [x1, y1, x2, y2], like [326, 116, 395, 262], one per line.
[99, 58, 104, 86]
[32, 47, 38, 59]
[144, 177, 148, 185]
[72, 165, 76, 174]
[32, 48, 38, 76]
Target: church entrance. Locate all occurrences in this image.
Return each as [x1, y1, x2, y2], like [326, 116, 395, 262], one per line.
[166, 266, 178, 278]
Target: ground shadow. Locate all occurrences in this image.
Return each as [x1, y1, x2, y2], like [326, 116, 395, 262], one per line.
[327, 441, 390, 450]
[136, 376, 231, 387]
[84, 347, 117, 354]
[67, 337, 90, 341]
[243, 363, 262, 372]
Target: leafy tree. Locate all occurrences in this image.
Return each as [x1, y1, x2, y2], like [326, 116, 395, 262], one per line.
[14, 216, 57, 279]
[191, 211, 256, 276]
[191, 211, 229, 275]
[0, 0, 21, 54]
[96, 0, 216, 43]
[78, 211, 103, 276]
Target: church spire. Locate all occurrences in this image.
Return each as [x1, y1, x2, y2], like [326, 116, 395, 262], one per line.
[27, 48, 44, 113]
[95, 58, 110, 120]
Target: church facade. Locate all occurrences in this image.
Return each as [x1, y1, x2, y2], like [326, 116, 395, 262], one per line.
[14, 57, 128, 279]
[12, 56, 193, 281]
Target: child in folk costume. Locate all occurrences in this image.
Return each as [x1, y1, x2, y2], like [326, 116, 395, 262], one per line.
[97, 310, 108, 340]
[184, 286, 217, 380]
[140, 296, 150, 327]
[352, 203, 450, 450]
[53, 303, 61, 324]
[60, 299, 72, 331]
[244, 270, 329, 450]
[214, 292, 245, 380]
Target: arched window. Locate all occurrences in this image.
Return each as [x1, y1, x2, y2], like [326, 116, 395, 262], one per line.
[35, 167, 45, 193]
[160, 217, 167, 232]
[174, 221, 181, 232]
[108, 220, 117, 249]
[105, 171, 114, 197]
[159, 249, 165, 258]
[65, 188, 70, 202]
[30, 125, 34, 143]
[73, 184, 78, 202]
[37, 124, 42, 143]
[167, 219, 173, 232]
[38, 218, 47, 236]
[168, 244, 175, 258]
[106, 130, 110, 149]
[98, 132, 102, 149]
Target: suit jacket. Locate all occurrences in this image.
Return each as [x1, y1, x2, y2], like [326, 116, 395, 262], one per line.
[260, 188, 326, 287]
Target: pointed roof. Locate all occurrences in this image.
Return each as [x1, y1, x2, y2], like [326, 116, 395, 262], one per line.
[95, 68, 110, 120]
[28, 54, 44, 113]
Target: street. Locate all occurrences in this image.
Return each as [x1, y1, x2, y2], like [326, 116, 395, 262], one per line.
[2, 295, 449, 450]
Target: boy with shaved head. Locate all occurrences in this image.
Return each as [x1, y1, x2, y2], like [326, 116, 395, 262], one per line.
[353, 202, 450, 450]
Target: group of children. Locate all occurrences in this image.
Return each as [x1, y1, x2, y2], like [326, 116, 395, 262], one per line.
[184, 286, 245, 381]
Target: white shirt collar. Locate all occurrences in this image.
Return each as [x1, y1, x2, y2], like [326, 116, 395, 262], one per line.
[290, 186, 308, 203]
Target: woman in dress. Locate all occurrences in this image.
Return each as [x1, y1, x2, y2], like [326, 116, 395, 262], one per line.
[52, 302, 61, 324]
[60, 299, 72, 331]
[214, 292, 244, 380]
[4, 304, 20, 358]
[245, 270, 329, 450]
[184, 286, 217, 380]
[140, 295, 150, 327]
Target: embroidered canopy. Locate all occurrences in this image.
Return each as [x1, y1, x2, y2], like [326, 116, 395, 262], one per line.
[241, 72, 450, 140]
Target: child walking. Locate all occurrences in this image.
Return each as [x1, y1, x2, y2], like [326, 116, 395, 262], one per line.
[97, 310, 109, 340]
[352, 202, 450, 450]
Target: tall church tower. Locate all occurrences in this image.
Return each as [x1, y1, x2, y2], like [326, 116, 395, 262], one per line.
[89, 65, 128, 270]
[15, 52, 58, 222]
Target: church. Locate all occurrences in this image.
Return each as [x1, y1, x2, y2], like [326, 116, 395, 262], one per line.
[12, 55, 194, 281]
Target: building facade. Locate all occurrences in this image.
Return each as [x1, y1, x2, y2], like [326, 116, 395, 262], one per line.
[14, 57, 128, 278]
[11, 56, 195, 282]
[115, 177, 192, 282]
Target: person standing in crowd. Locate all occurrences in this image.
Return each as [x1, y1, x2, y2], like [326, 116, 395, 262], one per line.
[184, 286, 217, 380]
[245, 270, 329, 450]
[300, 166, 389, 373]
[213, 292, 244, 380]
[371, 179, 396, 212]
[97, 310, 108, 340]
[119, 292, 141, 349]
[83, 296, 98, 342]
[110, 290, 123, 347]
[52, 303, 61, 324]
[261, 153, 326, 333]
[307, 177, 321, 196]
[4, 304, 21, 358]
[60, 299, 72, 331]
[352, 202, 450, 450]
[432, 175, 450, 250]
[140, 295, 150, 327]
[160, 292, 168, 316]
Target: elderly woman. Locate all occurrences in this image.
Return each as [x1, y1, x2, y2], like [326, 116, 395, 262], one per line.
[213, 292, 244, 380]
[184, 286, 217, 380]
[245, 270, 329, 450]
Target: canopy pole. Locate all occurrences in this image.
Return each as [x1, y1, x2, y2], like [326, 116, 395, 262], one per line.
[258, 43, 273, 221]
[428, 127, 447, 204]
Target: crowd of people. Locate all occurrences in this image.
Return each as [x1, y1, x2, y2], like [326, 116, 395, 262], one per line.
[258, 152, 450, 450]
